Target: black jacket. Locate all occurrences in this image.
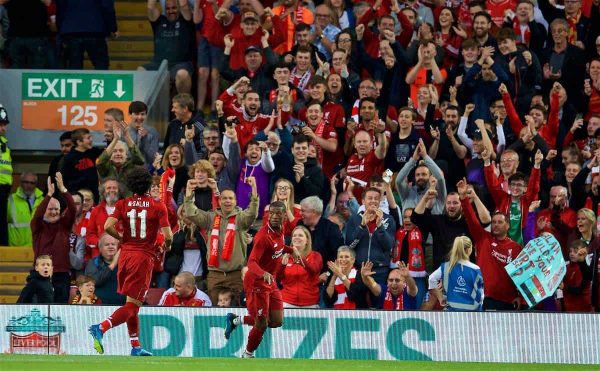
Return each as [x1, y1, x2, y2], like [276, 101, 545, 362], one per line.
[298, 217, 344, 269]
[290, 157, 326, 203]
[17, 271, 54, 304]
[165, 228, 208, 278]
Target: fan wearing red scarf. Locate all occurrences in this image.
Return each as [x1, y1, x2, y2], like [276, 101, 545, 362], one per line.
[361, 261, 418, 310]
[224, 201, 303, 358]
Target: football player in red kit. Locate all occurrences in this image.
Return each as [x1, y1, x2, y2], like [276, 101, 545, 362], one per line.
[89, 166, 173, 356]
[224, 200, 303, 358]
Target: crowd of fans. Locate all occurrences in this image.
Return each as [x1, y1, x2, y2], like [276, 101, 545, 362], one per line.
[3, 0, 600, 312]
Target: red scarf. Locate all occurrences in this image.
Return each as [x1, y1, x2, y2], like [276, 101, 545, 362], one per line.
[333, 268, 357, 309]
[566, 10, 581, 44]
[269, 87, 297, 104]
[208, 214, 236, 267]
[394, 228, 425, 275]
[351, 99, 360, 122]
[160, 167, 176, 205]
[513, 19, 531, 46]
[310, 120, 326, 167]
[382, 285, 404, 310]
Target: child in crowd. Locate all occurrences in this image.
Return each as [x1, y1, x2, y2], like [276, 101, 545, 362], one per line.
[562, 240, 593, 312]
[72, 275, 102, 305]
[217, 289, 234, 307]
[17, 255, 54, 304]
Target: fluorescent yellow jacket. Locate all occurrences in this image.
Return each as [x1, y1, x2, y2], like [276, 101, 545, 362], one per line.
[8, 187, 43, 246]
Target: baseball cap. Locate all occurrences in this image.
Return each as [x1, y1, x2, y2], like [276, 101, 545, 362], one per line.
[244, 45, 262, 55]
[242, 11, 259, 23]
[0, 105, 9, 124]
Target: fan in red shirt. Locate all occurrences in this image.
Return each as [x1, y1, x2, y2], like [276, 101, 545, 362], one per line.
[223, 201, 302, 358]
[89, 166, 173, 357]
[345, 129, 387, 202]
[158, 272, 212, 307]
[458, 178, 523, 311]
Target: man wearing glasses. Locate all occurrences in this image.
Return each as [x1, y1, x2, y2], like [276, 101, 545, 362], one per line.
[0, 105, 12, 245]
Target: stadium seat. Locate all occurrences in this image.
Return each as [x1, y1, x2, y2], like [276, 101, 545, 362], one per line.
[68, 286, 79, 303]
[145, 288, 166, 306]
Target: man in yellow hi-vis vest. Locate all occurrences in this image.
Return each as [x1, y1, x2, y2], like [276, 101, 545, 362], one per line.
[0, 105, 13, 245]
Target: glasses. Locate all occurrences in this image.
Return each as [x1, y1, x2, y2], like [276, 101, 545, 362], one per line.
[277, 186, 290, 191]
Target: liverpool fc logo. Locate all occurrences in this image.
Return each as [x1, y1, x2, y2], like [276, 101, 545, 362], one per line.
[5, 308, 66, 354]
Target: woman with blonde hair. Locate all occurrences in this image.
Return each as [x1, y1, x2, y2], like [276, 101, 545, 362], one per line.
[428, 236, 484, 311]
[279, 226, 323, 308]
[187, 159, 218, 210]
[566, 208, 597, 256]
[263, 178, 301, 238]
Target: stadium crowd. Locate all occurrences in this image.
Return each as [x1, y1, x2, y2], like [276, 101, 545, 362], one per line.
[1, 0, 600, 313]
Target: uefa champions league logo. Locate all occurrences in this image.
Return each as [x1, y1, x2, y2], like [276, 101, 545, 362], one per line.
[5, 308, 66, 354]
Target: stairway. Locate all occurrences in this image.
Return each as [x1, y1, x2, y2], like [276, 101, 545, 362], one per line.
[0, 246, 34, 303]
[84, 0, 154, 70]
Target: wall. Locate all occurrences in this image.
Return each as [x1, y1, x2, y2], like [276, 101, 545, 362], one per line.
[1, 305, 598, 363]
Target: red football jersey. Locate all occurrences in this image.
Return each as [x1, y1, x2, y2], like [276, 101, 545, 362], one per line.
[245, 224, 294, 288]
[113, 194, 170, 255]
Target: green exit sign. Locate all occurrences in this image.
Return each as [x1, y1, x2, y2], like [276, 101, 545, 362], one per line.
[22, 72, 133, 101]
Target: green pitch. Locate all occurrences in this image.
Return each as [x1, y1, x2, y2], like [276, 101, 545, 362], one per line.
[2, 355, 600, 371]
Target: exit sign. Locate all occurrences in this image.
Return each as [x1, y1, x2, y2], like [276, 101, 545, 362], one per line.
[21, 72, 133, 131]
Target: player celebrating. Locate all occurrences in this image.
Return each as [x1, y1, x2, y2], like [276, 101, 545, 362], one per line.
[224, 200, 303, 358]
[89, 166, 172, 356]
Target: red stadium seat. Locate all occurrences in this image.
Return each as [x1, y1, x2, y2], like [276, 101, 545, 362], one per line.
[145, 288, 166, 306]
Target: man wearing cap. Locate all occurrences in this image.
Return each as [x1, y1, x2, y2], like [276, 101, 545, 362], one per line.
[221, 27, 278, 99]
[222, 10, 285, 72]
[0, 105, 12, 245]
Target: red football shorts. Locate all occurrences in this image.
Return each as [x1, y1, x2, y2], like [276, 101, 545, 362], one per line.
[117, 250, 154, 302]
[245, 285, 283, 320]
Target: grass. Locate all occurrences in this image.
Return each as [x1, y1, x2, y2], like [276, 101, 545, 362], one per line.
[1, 355, 599, 371]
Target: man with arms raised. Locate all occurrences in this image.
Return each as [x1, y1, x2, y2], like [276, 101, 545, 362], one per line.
[89, 166, 173, 356]
[224, 200, 302, 358]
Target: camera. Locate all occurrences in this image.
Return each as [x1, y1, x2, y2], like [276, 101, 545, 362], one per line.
[291, 121, 306, 135]
[382, 169, 393, 184]
[225, 117, 239, 127]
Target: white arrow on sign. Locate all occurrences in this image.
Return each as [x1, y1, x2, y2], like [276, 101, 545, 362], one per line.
[113, 79, 126, 98]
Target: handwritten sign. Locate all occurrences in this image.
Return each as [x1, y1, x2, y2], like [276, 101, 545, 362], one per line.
[504, 234, 566, 307]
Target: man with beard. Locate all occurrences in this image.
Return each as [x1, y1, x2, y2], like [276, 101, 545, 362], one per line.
[395, 139, 447, 214]
[126, 101, 159, 165]
[272, 0, 314, 54]
[32, 173, 76, 303]
[224, 201, 303, 358]
[458, 179, 522, 310]
[471, 11, 498, 50]
[86, 178, 124, 260]
[299, 100, 338, 178]
[361, 261, 418, 310]
[411, 189, 470, 270]
[428, 105, 467, 191]
[228, 90, 291, 152]
[346, 97, 390, 156]
[221, 28, 279, 97]
[143, 0, 194, 94]
[350, 79, 398, 130]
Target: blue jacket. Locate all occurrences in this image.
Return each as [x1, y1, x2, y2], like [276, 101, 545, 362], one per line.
[56, 0, 117, 36]
[84, 256, 125, 305]
[345, 211, 395, 272]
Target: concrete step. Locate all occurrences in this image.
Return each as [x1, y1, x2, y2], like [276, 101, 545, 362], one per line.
[0, 284, 24, 296]
[117, 19, 152, 36]
[0, 272, 29, 285]
[0, 262, 33, 272]
[108, 39, 154, 54]
[0, 295, 19, 304]
[0, 246, 34, 262]
[116, 1, 150, 18]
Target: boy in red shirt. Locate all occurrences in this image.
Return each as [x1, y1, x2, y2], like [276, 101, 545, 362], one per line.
[89, 166, 173, 356]
[562, 240, 593, 312]
[224, 201, 302, 358]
